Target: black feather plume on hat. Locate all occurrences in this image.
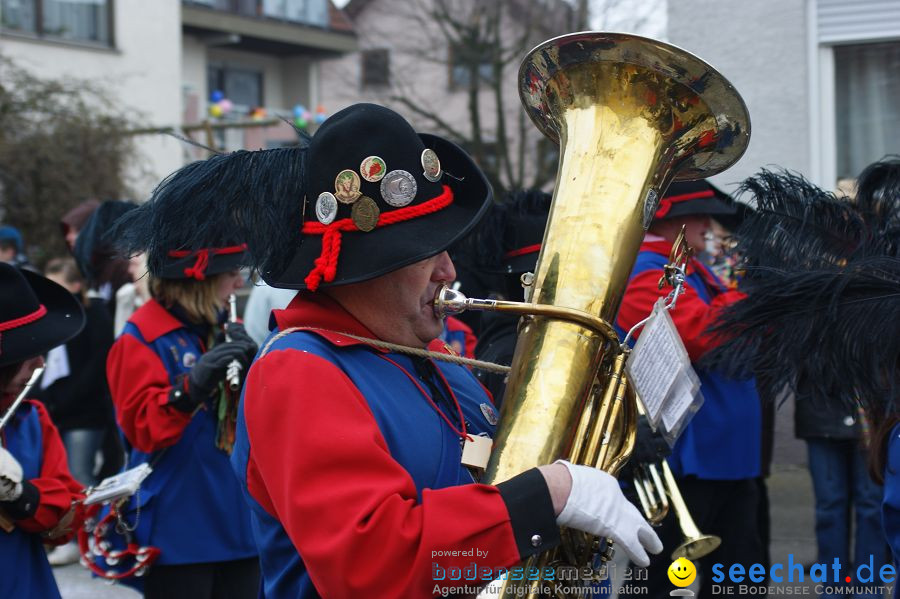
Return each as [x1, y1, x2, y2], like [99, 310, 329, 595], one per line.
[110, 138, 309, 279]
[854, 156, 900, 258]
[702, 165, 900, 412]
[469, 188, 552, 273]
[76, 199, 137, 283]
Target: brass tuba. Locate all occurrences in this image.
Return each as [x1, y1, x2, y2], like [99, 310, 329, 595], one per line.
[436, 31, 749, 595]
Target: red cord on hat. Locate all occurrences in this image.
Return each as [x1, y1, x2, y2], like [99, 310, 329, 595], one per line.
[503, 243, 542, 260]
[0, 304, 47, 332]
[301, 185, 454, 291]
[168, 244, 247, 280]
[654, 190, 715, 219]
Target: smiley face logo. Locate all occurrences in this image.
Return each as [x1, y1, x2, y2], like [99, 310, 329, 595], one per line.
[667, 557, 696, 587]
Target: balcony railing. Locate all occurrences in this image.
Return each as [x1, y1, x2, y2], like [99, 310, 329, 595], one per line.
[184, 0, 329, 29]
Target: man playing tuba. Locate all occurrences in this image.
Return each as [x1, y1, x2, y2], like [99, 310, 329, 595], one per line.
[123, 103, 663, 598]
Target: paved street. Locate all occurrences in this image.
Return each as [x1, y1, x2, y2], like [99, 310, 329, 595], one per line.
[54, 399, 886, 598]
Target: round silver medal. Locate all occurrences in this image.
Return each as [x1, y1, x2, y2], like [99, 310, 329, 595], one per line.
[380, 170, 418, 207]
[315, 192, 338, 225]
[421, 148, 441, 182]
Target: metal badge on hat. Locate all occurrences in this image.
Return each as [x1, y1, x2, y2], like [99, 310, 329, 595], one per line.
[315, 192, 338, 225]
[351, 196, 380, 232]
[421, 149, 442, 182]
[334, 169, 362, 204]
[360, 156, 387, 183]
[380, 170, 417, 207]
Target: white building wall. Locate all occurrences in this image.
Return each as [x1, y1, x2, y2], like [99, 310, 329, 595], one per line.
[667, 0, 810, 193]
[182, 34, 209, 123]
[0, 0, 184, 199]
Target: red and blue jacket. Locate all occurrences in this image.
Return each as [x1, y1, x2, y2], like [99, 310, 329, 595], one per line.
[440, 316, 478, 359]
[616, 239, 761, 480]
[0, 399, 84, 599]
[106, 299, 256, 565]
[231, 292, 560, 598]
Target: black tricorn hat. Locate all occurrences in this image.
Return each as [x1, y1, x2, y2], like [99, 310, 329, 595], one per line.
[654, 180, 737, 221]
[0, 263, 85, 367]
[266, 103, 492, 290]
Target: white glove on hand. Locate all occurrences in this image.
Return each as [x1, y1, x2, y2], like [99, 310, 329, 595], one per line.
[555, 460, 663, 567]
[0, 447, 24, 502]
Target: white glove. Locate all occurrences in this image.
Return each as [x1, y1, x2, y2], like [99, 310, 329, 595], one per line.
[0, 447, 23, 502]
[555, 460, 663, 567]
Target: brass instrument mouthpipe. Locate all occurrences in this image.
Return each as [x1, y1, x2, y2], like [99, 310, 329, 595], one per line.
[225, 293, 242, 392]
[433, 285, 620, 345]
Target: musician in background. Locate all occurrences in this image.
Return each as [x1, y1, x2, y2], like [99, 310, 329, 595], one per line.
[31, 257, 116, 566]
[0, 263, 86, 598]
[122, 103, 663, 597]
[471, 188, 552, 403]
[104, 216, 258, 597]
[616, 180, 764, 598]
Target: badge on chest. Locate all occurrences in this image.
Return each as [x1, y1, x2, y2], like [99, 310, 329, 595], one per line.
[461, 433, 492, 471]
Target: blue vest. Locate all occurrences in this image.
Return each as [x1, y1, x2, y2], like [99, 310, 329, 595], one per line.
[0, 403, 62, 599]
[109, 322, 257, 566]
[232, 330, 498, 599]
[620, 251, 761, 480]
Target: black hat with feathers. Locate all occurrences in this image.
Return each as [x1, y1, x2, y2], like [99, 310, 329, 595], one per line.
[475, 188, 552, 275]
[108, 149, 290, 280]
[113, 103, 491, 291]
[75, 199, 138, 284]
[702, 163, 900, 412]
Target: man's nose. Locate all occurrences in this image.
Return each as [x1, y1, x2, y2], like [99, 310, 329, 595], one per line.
[434, 251, 456, 282]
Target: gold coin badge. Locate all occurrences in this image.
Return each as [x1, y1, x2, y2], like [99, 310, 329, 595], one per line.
[334, 169, 362, 204]
[351, 196, 380, 232]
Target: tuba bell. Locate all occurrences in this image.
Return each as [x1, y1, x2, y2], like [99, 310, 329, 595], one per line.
[436, 31, 749, 596]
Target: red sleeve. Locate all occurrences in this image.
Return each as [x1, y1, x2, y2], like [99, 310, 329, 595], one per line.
[243, 350, 522, 598]
[617, 269, 747, 362]
[106, 334, 192, 453]
[15, 401, 85, 542]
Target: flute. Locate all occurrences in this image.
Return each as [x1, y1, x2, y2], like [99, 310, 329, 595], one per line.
[0, 366, 44, 433]
[225, 294, 242, 391]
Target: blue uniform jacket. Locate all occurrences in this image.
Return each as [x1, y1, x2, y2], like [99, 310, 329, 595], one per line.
[232, 328, 499, 598]
[106, 300, 256, 566]
[1, 405, 64, 598]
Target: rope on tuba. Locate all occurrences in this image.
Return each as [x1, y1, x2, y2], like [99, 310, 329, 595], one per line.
[435, 31, 750, 597]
